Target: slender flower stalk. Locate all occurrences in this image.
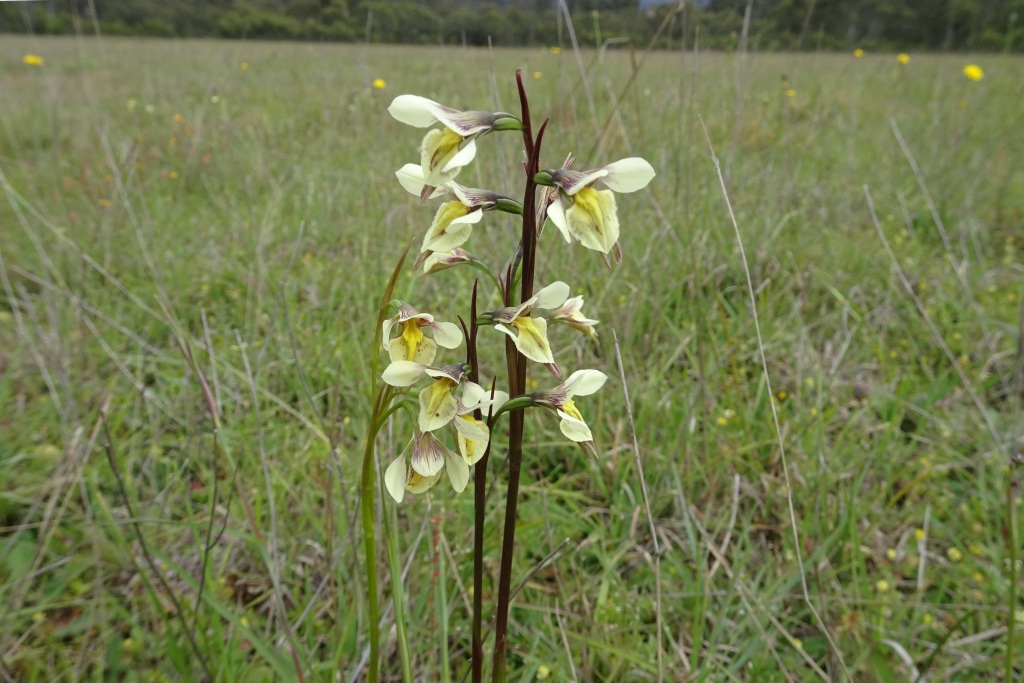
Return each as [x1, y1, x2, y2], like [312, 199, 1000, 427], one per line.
[491, 69, 548, 683]
[374, 69, 650, 682]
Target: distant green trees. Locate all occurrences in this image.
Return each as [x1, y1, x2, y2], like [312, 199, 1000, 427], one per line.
[1, 0, 1021, 51]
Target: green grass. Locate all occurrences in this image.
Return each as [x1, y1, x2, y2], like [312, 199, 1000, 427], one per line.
[1, 35, 1022, 681]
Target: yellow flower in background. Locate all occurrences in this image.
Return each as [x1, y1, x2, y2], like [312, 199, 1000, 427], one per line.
[533, 71, 542, 79]
[240, 61, 249, 70]
[373, 78, 386, 89]
[963, 64, 983, 81]
[785, 89, 797, 97]
[549, 46, 561, 55]
[23, 54, 44, 66]
[853, 48, 864, 57]
[898, 53, 910, 65]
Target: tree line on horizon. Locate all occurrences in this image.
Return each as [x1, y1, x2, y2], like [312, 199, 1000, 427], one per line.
[2, 0, 1021, 52]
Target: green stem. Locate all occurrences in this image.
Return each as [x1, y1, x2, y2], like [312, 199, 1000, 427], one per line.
[361, 242, 412, 682]
[1007, 478, 1018, 683]
[360, 387, 388, 683]
[384, 475, 414, 682]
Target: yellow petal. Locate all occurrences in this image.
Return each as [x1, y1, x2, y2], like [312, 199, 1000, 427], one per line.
[558, 400, 593, 442]
[455, 415, 490, 466]
[421, 128, 465, 186]
[565, 187, 619, 253]
[423, 201, 477, 253]
[419, 378, 458, 431]
[510, 316, 554, 364]
[407, 469, 442, 494]
[388, 321, 437, 364]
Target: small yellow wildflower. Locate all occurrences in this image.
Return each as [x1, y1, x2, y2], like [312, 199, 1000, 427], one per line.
[173, 113, 184, 123]
[240, 61, 249, 71]
[876, 579, 890, 593]
[785, 89, 797, 97]
[23, 54, 44, 66]
[32, 611, 45, 623]
[898, 53, 910, 65]
[962, 64, 983, 81]
[805, 377, 814, 387]
[549, 46, 561, 54]
[968, 544, 982, 556]
[240, 617, 250, 628]
[775, 390, 788, 401]
[211, 95, 220, 103]
[716, 416, 728, 426]
[947, 547, 963, 563]
[972, 572, 984, 582]
[793, 638, 803, 650]
[810, 407, 818, 416]
[853, 48, 864, 58]
[915, 528, 926, 541]
[922, 613, 933, 624]
[537, 665, 551, 679]
[373, 78, 386, 89]
[169, 171, 180, 180]
[886, 548, 897, 561]
[533, 71, 542, 79]
[98, 198, 112, 207]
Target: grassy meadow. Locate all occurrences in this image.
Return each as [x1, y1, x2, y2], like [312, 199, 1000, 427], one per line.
[1, 35, 1022, 681]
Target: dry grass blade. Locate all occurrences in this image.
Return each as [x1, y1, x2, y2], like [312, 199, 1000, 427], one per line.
[702, 117, 850, 679]
[611, 328, 663, 682]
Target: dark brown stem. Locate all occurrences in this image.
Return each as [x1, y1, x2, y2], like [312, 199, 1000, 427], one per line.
[491, 72, 549, 683]
[467, 281, 487, 683]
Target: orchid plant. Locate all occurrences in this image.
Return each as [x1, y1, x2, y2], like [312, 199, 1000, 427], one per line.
[359, 72, 654, 683]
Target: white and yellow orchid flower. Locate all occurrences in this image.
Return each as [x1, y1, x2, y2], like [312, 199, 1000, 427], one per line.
[388, 95, 521, 195]
[490, 281, 570, 368]
[533, 369, 607, 451]
[382, 361, 467, 432]
[453, 381, 509, 466]
[542, 157, 655, 256]
[384, 431, 469, 502]
[550, 295, 599, 342]
[421, 247, 474, 276]
[396, 163, 519, 258]
[382, 303, 463, 365]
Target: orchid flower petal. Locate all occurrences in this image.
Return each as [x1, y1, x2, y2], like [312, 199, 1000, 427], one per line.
[384, 455, 408, 502]
[600, 157, 656, 193]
